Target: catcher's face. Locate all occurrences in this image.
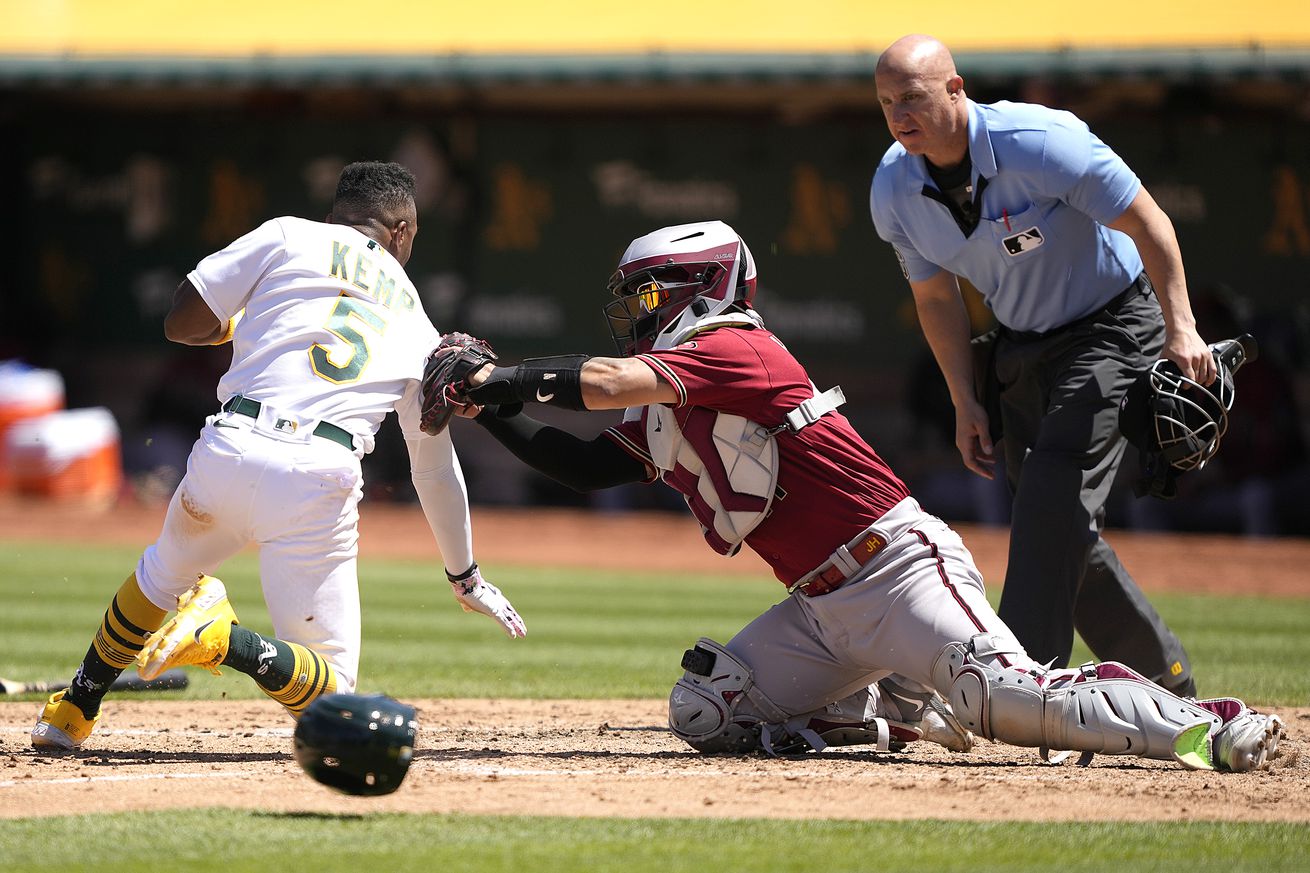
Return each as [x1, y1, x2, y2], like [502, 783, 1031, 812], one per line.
[604, 265, 701, 355]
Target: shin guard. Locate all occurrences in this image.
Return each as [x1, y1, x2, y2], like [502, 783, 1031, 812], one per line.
[933, 634, 1223, 769]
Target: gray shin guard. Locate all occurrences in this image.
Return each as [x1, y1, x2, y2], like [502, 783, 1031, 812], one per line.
[932, 635, 1222, 767]
[1043, 677, 1222, 761]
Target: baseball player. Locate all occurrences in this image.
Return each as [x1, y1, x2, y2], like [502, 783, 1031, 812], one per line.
[32, 161, 524, 752]
[423, 220, 1281, 770]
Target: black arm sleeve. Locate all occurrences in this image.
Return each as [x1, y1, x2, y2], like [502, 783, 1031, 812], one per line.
[474, 407, 649, 492]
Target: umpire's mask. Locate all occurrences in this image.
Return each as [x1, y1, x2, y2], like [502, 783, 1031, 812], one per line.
[1118, 334, 1256, 499]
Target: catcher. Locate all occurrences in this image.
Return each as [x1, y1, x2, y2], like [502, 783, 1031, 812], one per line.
[420, 219, 1282, 770]
[33, 161, 524, 751]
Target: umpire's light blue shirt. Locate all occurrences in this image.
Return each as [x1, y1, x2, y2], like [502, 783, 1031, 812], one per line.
[870, 99, 1143, 333]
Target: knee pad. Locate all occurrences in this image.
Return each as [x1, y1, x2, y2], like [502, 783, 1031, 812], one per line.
[668, 638, 788, 753]
[932, 636, 1045, 745]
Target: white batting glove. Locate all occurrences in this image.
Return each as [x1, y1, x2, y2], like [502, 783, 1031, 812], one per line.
[448, 565, 526, 638]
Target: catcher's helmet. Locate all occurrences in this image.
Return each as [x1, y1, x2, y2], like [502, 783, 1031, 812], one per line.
[604, 221, 758, 355]
[1118, 334, 1256, 499]
[293, 692, 418, 796]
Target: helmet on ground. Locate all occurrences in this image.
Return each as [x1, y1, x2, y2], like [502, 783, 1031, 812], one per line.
[293, 692, 418, 796]
[604, 220, 758, 355]
[1118, 334, 1255, 499]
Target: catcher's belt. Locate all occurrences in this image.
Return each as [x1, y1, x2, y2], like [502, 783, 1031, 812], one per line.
[221, 395, 356, 451]
[787, 496, 921, 597]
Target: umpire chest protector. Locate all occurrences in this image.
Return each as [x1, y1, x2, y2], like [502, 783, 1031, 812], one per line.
[643, 384, 845, 556]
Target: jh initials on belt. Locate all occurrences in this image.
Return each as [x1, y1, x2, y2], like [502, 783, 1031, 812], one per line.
[788, 527, 888, 597]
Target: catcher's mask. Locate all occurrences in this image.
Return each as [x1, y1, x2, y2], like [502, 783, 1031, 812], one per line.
[293, 692, 418, 796]
[604, 220, 757, 356]
[1118, 334, 1256, 499]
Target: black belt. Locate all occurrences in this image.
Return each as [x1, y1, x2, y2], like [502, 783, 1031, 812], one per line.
[1001, 273, 1152, 343]
[220, 396, 355, 451]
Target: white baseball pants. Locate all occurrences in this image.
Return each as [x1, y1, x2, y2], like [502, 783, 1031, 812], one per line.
[135, 411, 364, 690]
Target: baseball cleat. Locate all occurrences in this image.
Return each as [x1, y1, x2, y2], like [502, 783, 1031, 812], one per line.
[1212, 712, 1285, 772]
[918, 694, 976, 753]
[31, 689, 100, 750]
[136, 576, 239, 680]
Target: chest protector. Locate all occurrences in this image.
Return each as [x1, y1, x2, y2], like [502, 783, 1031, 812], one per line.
[644, 384, 845, 556]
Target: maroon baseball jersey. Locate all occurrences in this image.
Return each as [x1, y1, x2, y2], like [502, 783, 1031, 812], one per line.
[605, 324, 910, 584]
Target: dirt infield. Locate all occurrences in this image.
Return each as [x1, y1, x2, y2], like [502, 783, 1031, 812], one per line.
[2, 497, 1308, 821]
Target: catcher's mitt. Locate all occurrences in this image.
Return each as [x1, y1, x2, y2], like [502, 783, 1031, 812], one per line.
[420, 332, 498, 435]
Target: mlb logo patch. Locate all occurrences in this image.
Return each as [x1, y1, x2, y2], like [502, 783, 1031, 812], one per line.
[1002, 227, 1044, 256]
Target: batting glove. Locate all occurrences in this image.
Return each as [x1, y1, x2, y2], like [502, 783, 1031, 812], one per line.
[448, 565, 526, 638]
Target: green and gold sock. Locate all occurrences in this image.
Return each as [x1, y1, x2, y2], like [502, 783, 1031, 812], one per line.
[223, 625, 337, 715]
[67, 573, 167, 718]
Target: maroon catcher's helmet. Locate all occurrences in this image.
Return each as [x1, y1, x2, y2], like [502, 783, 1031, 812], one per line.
[604, 221, 758, 356]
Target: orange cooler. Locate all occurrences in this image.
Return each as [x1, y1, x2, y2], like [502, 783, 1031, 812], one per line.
[0, 365, 65, 490]
[6, 408, 123, 504]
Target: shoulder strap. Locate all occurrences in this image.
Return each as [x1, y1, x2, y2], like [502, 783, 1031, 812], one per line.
[773, 385, 846, 435]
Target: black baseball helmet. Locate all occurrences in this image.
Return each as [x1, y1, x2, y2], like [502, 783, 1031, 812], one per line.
[1118, 334, 1256, 499]
[293, 692, 419, 796]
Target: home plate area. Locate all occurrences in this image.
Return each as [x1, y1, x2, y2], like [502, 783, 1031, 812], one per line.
[2, 698, 1306, 822]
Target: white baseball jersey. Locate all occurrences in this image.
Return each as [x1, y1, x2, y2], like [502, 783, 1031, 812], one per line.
[133, 216, 470, 693]
[188, 216, 439, 453]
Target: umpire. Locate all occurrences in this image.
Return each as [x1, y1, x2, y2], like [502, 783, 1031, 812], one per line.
[869, 34, 1213, 695]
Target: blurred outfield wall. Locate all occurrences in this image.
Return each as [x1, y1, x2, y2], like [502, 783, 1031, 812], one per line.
[3, 3, 1310, 529]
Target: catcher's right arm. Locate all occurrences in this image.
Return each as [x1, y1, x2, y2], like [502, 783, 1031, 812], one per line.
[419, 332, 498, 435]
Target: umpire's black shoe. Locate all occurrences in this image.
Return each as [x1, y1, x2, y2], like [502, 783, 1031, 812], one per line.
[1165, 675, 1198, 698]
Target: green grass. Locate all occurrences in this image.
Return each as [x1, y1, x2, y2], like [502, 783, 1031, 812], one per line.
[2, 538, 1306, 869]
[1, 539, 1306, 705]
[1, 813, 1309, 873]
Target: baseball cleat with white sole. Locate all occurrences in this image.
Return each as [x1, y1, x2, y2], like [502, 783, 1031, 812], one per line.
[1213, 712, 1285, 772]
[136, 576, 239, 680]
[31, 689, 100, 750]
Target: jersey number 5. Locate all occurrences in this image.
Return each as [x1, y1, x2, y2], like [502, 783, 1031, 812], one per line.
[310, 293, 387, 384]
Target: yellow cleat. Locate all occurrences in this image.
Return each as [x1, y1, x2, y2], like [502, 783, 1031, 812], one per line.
[31, 689, 100, 750]
[136, 576, 239, 680]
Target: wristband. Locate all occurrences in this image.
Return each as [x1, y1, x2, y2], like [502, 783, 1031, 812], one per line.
[467, 355, 588, 411]
[446, 562, 478, 582]
[474, 403, 524, 422]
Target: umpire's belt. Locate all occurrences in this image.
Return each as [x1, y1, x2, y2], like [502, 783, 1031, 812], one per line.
[1000, 272, 1152, 343]
[221, 396, 355, 452]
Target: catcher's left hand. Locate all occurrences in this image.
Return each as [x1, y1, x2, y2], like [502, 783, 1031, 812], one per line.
[449, 568, 527, 638]
[420, 332, 498, 435]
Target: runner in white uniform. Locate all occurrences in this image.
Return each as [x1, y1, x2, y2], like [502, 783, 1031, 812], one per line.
[32, 161, 524, 751]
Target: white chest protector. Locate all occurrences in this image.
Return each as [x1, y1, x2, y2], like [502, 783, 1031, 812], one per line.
[643, 383, 845, 556]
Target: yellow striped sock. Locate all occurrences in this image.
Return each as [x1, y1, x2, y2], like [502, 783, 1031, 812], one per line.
[263, 643, 337, 715]
[92, 574, 168, 669]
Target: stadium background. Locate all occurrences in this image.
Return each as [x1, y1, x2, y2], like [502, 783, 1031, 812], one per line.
[3, 1, 1310, 535]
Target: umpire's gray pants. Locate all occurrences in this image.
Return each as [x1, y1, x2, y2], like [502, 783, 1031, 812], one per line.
[993, 279, 1194, 692]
